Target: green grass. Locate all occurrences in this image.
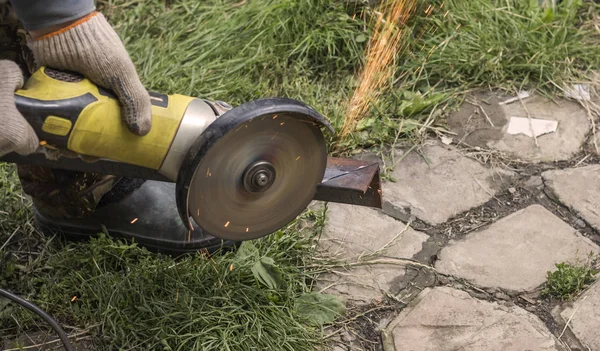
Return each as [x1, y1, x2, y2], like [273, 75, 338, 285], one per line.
[2, 0, 600, 349]
[542, 259, 598, 301]
[403, 0, 600, 92]
[98, 0, 600, 150]
[0, 161, 333, 350]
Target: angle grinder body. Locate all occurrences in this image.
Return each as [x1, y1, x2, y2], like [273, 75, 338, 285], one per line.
[6, 67, 382, 242]
[16, 67, 227, 181]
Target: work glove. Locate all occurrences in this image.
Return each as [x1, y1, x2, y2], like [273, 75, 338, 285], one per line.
[0, 60, 39, 157]
[28, 12, 152, 136]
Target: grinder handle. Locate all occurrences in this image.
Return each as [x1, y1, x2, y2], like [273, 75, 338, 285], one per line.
[14, 66, 195, 170]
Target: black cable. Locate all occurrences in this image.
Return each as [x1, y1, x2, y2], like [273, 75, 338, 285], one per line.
[0, 288, 74, 351]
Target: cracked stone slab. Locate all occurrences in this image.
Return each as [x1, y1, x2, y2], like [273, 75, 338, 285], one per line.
[490, 95, 589, 162]
[435, 205, 599, 292]
[317, 203, 428, 304]
[383, 287, 564, 351]
[559, 280, 600, 351]
[543, 165, 600, 231]
[449, 92, 589, 163]
[382, 141, 514, 225]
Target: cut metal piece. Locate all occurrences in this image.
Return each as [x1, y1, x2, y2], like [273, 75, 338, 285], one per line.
[176, 97, 331, 241]
[1, 154, 384, 211]
[314, 157, 382, 209]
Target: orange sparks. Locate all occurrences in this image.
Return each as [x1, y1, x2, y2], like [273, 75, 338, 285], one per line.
[224, 221, 230, 228]
[71, 296, 77, 302]
[296, 156, 301, 161]
[280, 122, 285, 126]
[229, 264, 234, 271]
[341, 0, 419, 136]
[246, 228, 249, 233]
[187, 230, 191, 242]
[130, 218, 138, 224]
[272, 114, 278, 119]
[206, 168, 211, 177]
[39, 140, 47, 146]
[197, 208, 200, 216]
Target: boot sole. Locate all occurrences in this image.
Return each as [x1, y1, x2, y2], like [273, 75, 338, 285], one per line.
[34, 211, 240, 256]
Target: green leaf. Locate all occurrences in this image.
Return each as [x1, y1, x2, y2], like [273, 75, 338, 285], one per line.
[399, 92, 446, 117]
[251, 257, 283, 289]
[541, 8, 554, 23]
[294, 293, 345, 326]
[355, 34, 367, 43]
[0, 297, 14, 319]
[356, 118, 376, 131]
[234, 241, 259, 264]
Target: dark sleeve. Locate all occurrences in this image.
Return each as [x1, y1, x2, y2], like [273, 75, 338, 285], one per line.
[10, 0, 96, 31]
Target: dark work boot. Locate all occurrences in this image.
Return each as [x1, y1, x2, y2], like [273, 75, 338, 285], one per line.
[33, 179, 239, 255]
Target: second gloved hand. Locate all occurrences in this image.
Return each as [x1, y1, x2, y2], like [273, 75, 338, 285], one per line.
[0, 60, 39, 157]
[28, 12, 152, 136]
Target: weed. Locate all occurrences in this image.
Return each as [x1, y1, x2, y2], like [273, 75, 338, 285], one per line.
[542, 260, 598, 301]
[2, 0, 600, 348]
[1, 209, 336, 350]
[97, 0, 600, 150]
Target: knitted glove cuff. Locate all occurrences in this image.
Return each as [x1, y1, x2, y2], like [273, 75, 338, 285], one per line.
[28, 12, 152, 135]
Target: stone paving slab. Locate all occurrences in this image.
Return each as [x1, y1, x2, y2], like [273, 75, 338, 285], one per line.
[543, 165, 600, 232]
[559, 279, 600, 351]
[383, 287, 564, 351]
[382, 141, 514, 225]
[317, 203, 428, 304]
[492, 95, 589, 162]
[449, 93, 589, 163]
[435, 205, 599, 292]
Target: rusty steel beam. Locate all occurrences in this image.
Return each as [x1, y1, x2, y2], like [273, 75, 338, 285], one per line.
[314, 157, 382, 209]
[1, 154, 383, 209]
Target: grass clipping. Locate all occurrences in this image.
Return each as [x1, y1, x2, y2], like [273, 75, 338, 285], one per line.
[342, 0, 418, 137]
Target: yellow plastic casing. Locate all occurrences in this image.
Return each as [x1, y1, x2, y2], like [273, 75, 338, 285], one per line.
[15, 67, 195, 170]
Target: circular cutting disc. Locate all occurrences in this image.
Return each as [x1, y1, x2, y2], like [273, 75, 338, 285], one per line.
[183, 105, 328, 241]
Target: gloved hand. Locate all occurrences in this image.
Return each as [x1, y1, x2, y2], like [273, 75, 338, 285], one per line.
[0, 60, 39, 157]
[28, 12, 152, 136]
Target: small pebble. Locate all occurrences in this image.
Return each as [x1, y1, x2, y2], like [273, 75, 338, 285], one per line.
[437, 276, 450, 285]
[341, 331, 355, 342]
[574, 219, 586, 228]
[470, 292, 488, 300]
[494, 292, 510, 300]
[524, 176, 543, 189]
[508, 187, 516, 194]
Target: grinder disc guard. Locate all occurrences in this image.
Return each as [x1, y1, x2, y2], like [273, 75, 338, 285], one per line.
[176, 98, 330, 241]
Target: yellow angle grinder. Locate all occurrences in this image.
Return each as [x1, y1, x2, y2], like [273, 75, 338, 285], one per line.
[2, 66, 383, 241]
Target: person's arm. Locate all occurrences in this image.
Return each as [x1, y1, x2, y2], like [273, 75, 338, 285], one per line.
[10, 0, 95, 33]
